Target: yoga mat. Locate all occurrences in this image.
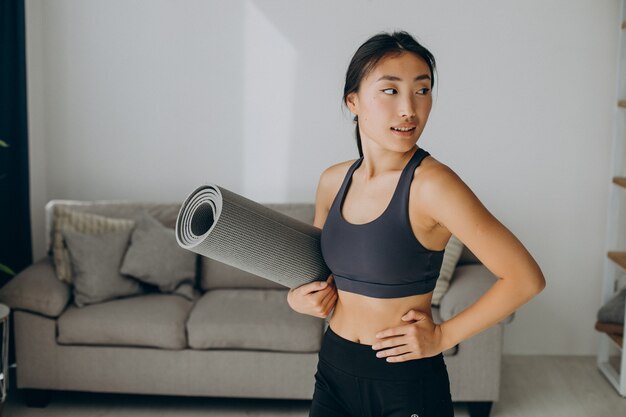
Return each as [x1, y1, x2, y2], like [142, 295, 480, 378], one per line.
[175, 183, 331, 289]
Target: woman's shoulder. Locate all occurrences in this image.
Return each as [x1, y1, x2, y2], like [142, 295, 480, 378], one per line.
[414, 150, 455, 180]
[412, 152, 470, 200]
[316, 158, 359, 202]
[320, 158, 358, 185]
[322, 158, 359, 180]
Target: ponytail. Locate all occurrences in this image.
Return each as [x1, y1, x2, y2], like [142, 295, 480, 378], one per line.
[354, 115, 363, 158]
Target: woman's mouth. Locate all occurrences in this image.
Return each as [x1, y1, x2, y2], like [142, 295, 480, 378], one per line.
[390, 126, 416, 136]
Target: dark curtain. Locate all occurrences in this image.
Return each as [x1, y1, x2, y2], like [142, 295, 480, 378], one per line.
[0, 0, 31, 288]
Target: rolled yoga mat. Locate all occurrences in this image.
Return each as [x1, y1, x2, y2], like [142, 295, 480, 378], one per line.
[175, 183, 331, 289]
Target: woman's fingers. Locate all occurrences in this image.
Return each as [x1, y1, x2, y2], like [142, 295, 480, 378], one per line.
[323, 290, 338, 311]
[318, 284, 335, 304]
[288, 276, 337, 317]
[318, 286, 337, 315]
[298, 280, 327, 296]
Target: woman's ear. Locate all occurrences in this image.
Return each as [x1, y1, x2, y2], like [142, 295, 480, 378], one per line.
[346, 92, 359, 115]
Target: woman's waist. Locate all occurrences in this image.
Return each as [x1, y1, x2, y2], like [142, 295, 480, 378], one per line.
[321, 316, 444, 381]
[329, 291, 433, 346]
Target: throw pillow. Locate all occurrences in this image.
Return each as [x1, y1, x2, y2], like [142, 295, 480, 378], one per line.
[431, 234, 464, 307]
[62, 227, 145, 307]
[52, 205, 136, 283]
[120, 212, 198, 300]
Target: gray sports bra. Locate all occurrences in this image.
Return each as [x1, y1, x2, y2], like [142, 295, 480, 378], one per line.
[320, 146, 444, 298]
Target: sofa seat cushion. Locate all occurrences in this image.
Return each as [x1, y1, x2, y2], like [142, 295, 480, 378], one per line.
[187, 289, 324, 352]
[57, 293, 193, 349]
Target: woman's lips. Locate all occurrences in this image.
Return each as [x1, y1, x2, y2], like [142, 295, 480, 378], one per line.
[390, 127, 416, 136]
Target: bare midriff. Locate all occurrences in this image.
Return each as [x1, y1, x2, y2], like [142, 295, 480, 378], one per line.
[327, 288, 434, 346]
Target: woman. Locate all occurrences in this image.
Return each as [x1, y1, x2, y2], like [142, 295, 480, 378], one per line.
[287, 30, 545, 417]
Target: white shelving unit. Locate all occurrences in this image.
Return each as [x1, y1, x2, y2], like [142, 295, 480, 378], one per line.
[597, 0, 626, 397]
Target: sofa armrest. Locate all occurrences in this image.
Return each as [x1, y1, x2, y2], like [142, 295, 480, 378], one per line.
[0, 257, 71, 318]
[439, 263, 515, 325]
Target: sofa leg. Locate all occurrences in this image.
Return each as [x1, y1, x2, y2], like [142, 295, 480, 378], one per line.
[23, 389, 51, 408]
[467, 401, 493, 417]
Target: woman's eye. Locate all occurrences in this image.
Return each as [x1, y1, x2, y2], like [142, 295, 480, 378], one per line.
[382, 87, 430, 95]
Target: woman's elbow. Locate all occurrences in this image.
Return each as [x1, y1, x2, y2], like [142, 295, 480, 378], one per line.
[529, 270, 546, 295]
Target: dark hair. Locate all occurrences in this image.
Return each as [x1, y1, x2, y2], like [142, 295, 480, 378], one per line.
[342, 30, 437, 158]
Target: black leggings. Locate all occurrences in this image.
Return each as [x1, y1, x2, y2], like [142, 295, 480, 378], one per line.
[309, 325, 454, 417]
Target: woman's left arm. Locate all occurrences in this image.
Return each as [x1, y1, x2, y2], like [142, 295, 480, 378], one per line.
[422, 164, 546, 352]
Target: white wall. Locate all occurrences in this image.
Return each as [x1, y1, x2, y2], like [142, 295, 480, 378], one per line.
[25, 0, 622, 355]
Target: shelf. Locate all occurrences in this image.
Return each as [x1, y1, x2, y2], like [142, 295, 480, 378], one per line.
[595, 322, 623, 349]
[611, 333, 624, 349]
[595, 320, 624, 335]
[599, 1, 626, 398]
[601, 331, 623, 353]
[608, 251, 626, 269]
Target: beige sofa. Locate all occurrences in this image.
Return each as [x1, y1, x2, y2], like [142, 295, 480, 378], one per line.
[0, 200, 514, 417]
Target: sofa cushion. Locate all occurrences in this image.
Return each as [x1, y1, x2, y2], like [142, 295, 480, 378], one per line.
[187, 288, 324, 352]
[439, 263, 514, 325]
[62, 227, 146, 307]
[46, 201, 183, 253]
[431, 234, 464, 307]
[52, 206, 136, 283]
[0, 257, 70, 317]
[57, 293, 193, 349]
[200, 203, 315, 291]
[120, 212, 198, 300]
[458, 244, 480, 266]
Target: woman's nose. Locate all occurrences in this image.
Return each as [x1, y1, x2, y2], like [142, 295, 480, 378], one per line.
[399, 94, 416, 118]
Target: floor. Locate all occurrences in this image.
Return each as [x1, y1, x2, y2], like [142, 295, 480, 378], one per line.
[2, 355, 625, 417]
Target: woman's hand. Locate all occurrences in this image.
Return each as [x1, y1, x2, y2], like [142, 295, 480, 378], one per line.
[287, 274, 337, 318]
[371, 309, 444, 362]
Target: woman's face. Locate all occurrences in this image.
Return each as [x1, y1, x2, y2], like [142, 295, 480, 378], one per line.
[346, 52, 433, 153]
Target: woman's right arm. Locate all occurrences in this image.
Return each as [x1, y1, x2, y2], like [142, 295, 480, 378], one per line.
[287, 167, 338, 318]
